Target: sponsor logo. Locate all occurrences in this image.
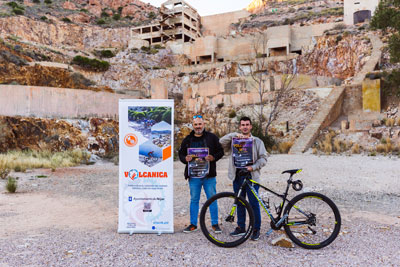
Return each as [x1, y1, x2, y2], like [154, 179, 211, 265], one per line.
[128, 196, 132, 202]
[124, 133, 138, 147]
[124, 169, 168, 180]
[125, 169, 139, 180]
[143, 202, 152, 212]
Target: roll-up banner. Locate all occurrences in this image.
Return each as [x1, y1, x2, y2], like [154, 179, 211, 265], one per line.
[118, 99, 174, 234]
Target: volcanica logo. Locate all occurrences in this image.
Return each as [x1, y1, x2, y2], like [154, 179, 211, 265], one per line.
[124, 169, 168, 180]
[125, 169, 139, 180]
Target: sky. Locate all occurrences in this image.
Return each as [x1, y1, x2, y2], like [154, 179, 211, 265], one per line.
[140, 0, 254, 16]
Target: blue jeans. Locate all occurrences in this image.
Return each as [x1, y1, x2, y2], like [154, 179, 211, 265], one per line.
[233, 175, 261, 230]
[189, 177, 218, 226]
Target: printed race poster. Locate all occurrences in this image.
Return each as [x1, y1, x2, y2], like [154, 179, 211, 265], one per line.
[232, 137, 253, 168]
[187, 148, 209, 178]
[118, 99, 174, 234]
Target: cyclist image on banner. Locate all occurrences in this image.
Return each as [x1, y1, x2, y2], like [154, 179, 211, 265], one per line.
[187, 148, 209, 178]
[232, 138, 253, 168]
[128, 106, 172, 167]
[139, 142, 162, 167]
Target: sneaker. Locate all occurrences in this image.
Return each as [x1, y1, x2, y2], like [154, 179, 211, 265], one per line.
[183, 224, 197, 233]
[230, 227, 246, 236]
[251, 229, 260, 241]
[212, 224, 222, 234]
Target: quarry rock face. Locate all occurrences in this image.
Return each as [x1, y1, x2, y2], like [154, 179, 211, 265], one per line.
[0, 116, 118, 155]
[0, 17, 131, 50]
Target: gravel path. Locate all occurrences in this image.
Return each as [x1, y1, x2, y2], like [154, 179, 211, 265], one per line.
[1, 154, 400, 266]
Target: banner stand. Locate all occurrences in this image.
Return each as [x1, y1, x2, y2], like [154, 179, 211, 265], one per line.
[118, 99, 174, 234]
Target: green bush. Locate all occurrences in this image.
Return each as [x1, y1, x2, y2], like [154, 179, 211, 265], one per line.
[44, 0, 52, 4]
[117, 6, 123, 14]
[6, 177, 17, 193]
[7, 2, 21, 9]
[148, 11, 156, 19]
[62, 17, 72, 23]
[153, 44, 163, 49]
[33, 0, 40, 3]
[80, 8, 88, 13]
[228, 110, 236, 118]
[40, 16, 48, 21]
[113, 13, 121, 20]
[101, 11, 109, 18]
[12, 8, 24, 15]
[98, 50, 115, 58]
[96, 19, 106, 25]
[251, 121, 275, 150]
[71, 55, 110, 72]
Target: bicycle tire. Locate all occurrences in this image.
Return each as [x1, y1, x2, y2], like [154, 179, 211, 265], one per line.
[284, 192, 341, 249]
[199, 192, 254, 248]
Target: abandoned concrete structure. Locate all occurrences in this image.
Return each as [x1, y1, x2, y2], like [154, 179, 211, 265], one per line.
[344, 0, 380, 25]
[131, 0, 202, 45]
[181, 23, 336, 65]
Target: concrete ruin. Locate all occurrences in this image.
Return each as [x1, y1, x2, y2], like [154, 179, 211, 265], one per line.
[131, 0, 201, 45]
[344, 0, 380, 25]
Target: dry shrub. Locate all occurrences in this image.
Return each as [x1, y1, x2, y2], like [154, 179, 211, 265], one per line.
[278, 140, 294, 154]
[397, 117, 400, 126]
[6, 177, 17, 193]
[376, 144, 386, 153]
[324, 143, 332, 155]
[351, 143, 360, 154]
[386, 118, 395, 127]
[0, 149, 90, 170]
[333, 139, 341, 153]
[312, 147, 318, 154]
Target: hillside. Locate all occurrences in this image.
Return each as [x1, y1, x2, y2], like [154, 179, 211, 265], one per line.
[0, 0, 158, 27]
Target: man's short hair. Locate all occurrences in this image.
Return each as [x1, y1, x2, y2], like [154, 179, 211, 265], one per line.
[239, 116, 252, 125]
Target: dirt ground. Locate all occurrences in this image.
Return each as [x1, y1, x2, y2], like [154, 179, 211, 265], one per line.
[1, 154, 400, 265]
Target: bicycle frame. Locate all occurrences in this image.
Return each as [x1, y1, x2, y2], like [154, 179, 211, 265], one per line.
[233, 173, 301, 230]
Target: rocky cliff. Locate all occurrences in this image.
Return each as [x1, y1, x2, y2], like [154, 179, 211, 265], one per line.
[0, 16, 131, 50]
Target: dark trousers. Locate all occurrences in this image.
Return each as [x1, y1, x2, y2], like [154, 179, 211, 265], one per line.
[233, 172, 261, 230]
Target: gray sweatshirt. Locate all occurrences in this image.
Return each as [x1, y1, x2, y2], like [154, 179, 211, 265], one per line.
[219, 132, 268, 182]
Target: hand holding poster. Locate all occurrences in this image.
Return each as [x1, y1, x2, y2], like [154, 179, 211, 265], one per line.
[188, 148, 209, 178]
[232, 137, 253, 168]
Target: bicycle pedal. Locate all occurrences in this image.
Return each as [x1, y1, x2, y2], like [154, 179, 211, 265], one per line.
[265, 229, 273, 237]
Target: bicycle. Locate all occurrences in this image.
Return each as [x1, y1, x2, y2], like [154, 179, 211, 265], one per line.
[199, 169, 341, 249]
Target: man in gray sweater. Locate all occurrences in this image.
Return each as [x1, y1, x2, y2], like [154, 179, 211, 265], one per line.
[219, 116, 268, 241]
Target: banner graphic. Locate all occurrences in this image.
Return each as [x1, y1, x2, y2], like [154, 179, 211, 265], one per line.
[118, 99, 174, 234]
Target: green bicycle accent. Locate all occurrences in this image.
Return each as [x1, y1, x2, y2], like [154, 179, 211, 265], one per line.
[209, 234, 225, 244]
[199, 168, 341, 249]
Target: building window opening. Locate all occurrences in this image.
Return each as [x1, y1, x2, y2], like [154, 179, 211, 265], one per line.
[270, 47, 287, 57]
[353, 10, 372, 24]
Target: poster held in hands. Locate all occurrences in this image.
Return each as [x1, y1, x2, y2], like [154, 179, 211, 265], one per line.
[187, 147, 209, 178]
[232, 137, 253, 168]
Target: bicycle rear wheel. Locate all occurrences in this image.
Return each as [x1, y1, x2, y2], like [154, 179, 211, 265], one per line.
[199, 192, 254, 248]
[284, 192, 341, 249]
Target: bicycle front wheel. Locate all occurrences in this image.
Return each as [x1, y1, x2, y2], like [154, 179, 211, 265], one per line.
[199, 192, 254, 248]
[284, 192, 341, 249]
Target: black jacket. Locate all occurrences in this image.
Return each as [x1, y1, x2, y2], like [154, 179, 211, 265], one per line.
[179, 130, 224, 179]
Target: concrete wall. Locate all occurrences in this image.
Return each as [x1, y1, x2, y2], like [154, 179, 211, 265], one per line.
[201, 10, 250, 37]
[181, 23, 336, 64]
[342, 84, 363, 116]
[0, 85, 132, 118]
[344, 0, 380, 25]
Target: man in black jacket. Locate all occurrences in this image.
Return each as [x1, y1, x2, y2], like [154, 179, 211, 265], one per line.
[179, 115, 224, 233]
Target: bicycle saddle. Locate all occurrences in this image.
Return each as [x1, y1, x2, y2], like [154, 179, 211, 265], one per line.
[282, 169, 302, 175]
